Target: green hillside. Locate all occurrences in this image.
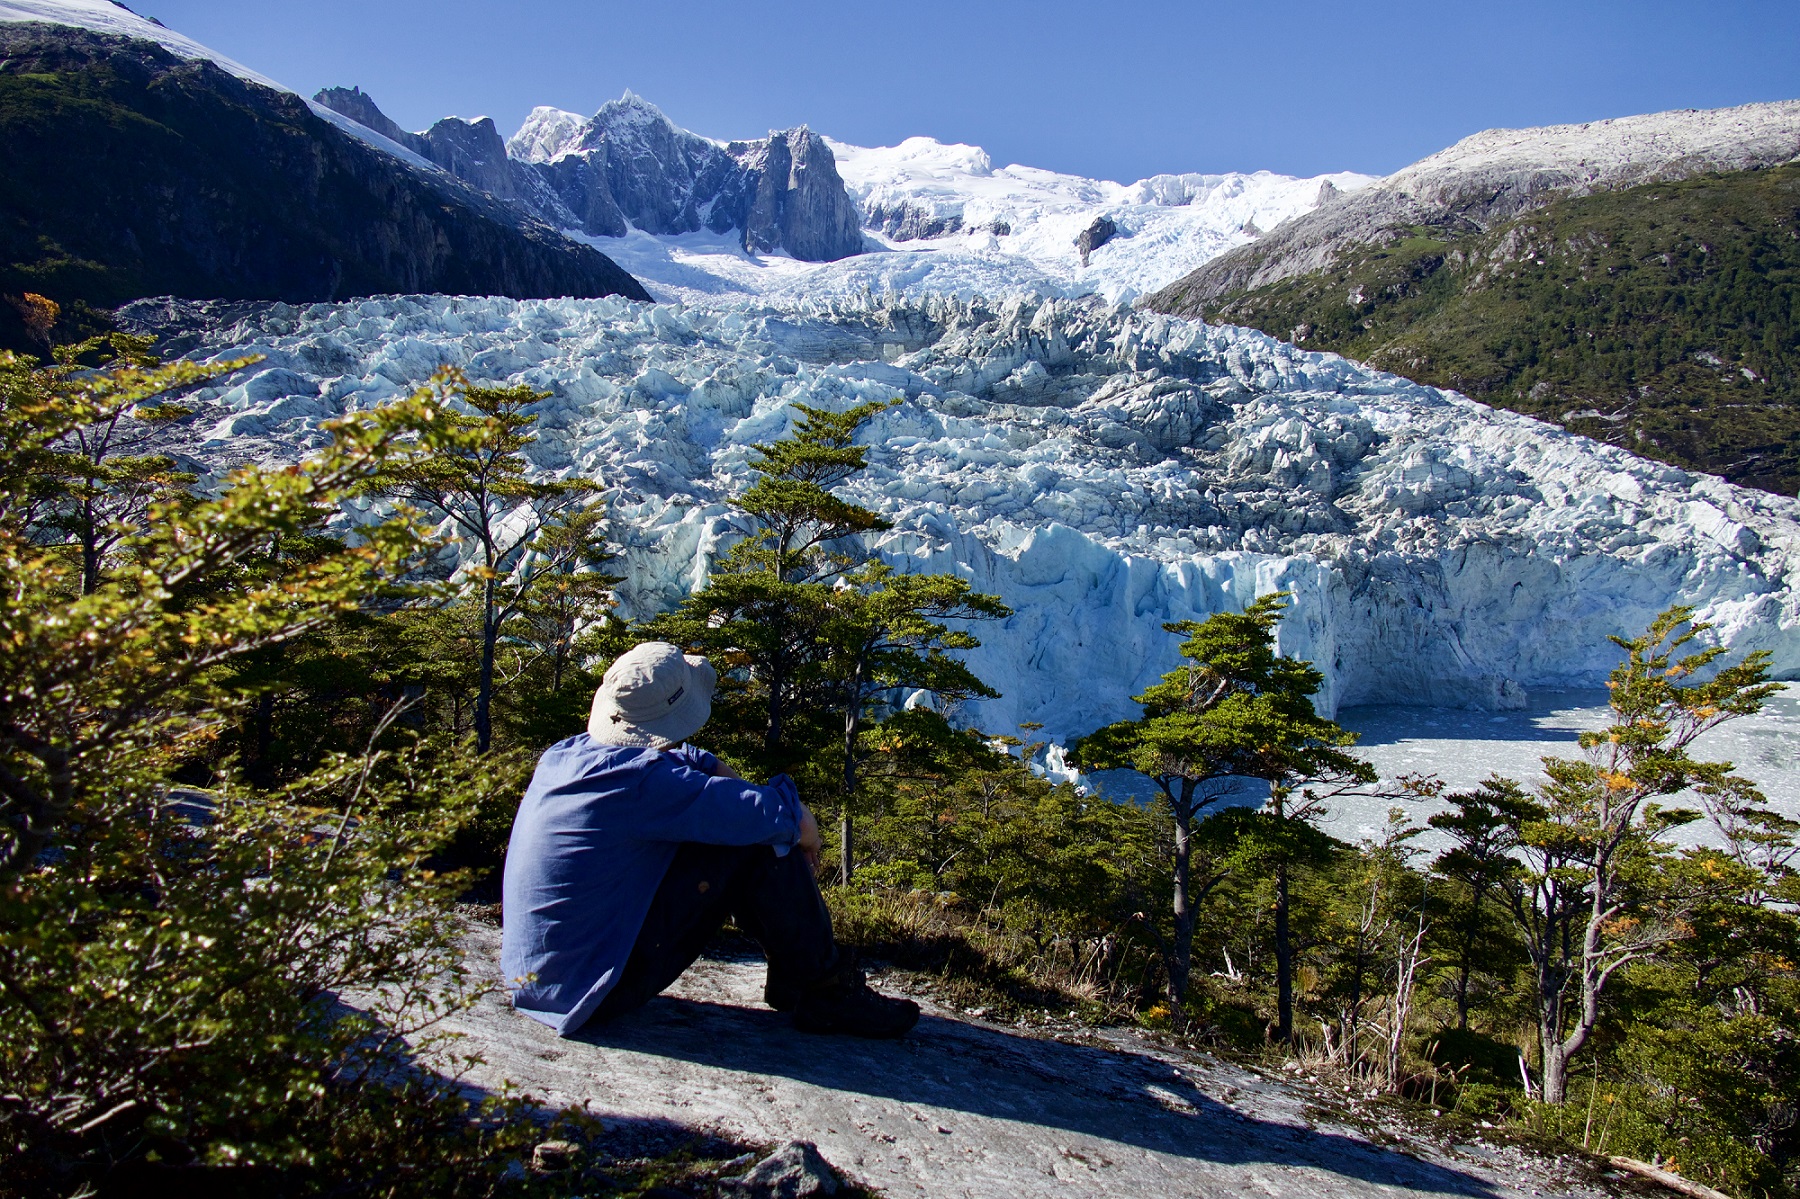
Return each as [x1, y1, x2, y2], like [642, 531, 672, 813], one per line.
[1157, 165, 1800, 496]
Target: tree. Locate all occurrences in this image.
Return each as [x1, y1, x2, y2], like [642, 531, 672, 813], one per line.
[1316, 810, 1429, 1088]
[4, 332, 212, 594]
[654, 399, 1006, 881]
[820, 560, 1008, 882]
[651, 400, 895, 769]
[1496, 606, 1778, 1104]
[380, 374, 607, 752]
[0, 348, 542, 1190]
[512, 502, 620, 700]
[1429, 776, 1534, 1030]
[1073, 592, 1373, 1020]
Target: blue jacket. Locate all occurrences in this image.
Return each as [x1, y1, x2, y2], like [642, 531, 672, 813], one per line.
[501, 735, 803, 1035]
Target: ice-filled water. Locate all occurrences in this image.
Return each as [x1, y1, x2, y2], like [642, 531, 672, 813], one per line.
[1084, 685, 1800, 851]
[1338, 683, 1800, 849]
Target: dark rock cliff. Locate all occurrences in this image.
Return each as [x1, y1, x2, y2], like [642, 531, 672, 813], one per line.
[735, 126, 865, 261]
[416, 115, 522, 200]
[312, 84, 425, 152]
[0, 24, 649, 347]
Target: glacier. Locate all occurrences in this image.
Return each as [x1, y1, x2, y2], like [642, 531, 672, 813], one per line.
[123, 292, 1800, 757]
[825, 138, 1371, 305]
[585, 132, 1372, 306]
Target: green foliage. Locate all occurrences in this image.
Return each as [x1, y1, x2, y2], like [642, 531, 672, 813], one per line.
[649, 400, 902, 770]
[649, 397, 1005, 886]
[820, 560, 1009, 880]
[1488, 607, 1780, 1105]
[1073, 592, 1372, 1015]
[835, 740, 1171, 1016]
[0, 348, 580, 1193]
[4, 311, 1795, 1193]
[1176, 164, 1800, 494]
[1075, 593, 1369, 801]
[379, 374, 610, 753]
[1429, 777, 1535, 1030]
[734, 400, 898, 584]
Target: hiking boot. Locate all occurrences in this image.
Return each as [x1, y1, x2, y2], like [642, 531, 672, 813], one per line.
[763, 949, 850, 1012]
[791, 966, 920, 1038]
[763, 975, 802, 1012]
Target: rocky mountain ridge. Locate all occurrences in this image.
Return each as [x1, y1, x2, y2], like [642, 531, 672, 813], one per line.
[1145, 100, 1800, 497]
[1150, 98, 1800, 309]
[0, 23, 649, 349]
[315, 88, 866, 264]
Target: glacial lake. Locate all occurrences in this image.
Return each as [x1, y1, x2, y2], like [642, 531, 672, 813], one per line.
[1081, 683, 1800, 853]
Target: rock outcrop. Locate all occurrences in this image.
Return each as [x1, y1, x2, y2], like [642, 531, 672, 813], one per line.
[1075, 215, 1117, 266]
[864, 200, 964, 241]
[312, 84, 420, 150]
[737, 126, 866, 261]
[718, 1141, 842, 1197]
[0, 24, 650, 337]
[1150, 98, 1800, 312]
[422, 921, 1625, 1199]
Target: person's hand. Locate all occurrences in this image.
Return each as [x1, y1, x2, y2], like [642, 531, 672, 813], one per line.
[795, 803, 821, 870]
[710, 758, 743, 781]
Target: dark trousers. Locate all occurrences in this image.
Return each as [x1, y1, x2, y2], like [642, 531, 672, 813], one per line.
[589, 842, 841, 1023]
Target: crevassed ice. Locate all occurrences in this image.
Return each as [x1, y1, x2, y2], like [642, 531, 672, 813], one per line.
[130, 292, 1800, 747]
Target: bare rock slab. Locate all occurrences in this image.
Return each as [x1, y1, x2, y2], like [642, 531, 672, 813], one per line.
[441, 924, 1615, 1199]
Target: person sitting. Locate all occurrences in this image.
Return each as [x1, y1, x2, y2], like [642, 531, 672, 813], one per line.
[501, 641, 919, 1039]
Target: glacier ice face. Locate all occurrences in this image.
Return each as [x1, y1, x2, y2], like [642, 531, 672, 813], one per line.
[121, 293, 1800, 747]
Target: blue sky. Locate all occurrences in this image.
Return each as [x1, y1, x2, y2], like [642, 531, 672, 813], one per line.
[143, 0, 1800, 182]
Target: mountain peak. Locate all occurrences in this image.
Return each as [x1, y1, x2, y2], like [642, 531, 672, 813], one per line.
[596, 89, 673, 131]
[507, 106, 585, 163]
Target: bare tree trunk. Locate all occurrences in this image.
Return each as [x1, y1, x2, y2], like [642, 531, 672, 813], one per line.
[80, 499, 101, 595]
[764, 639, 787, 760]
[475, 575, 497, 753]
[1455, 910, 1479, 1030]
[839, 674, 861, 886]
[251, 690, 275, 786]
[1387, 917, 1430, 1092]
[1168, 789, 1194, 1004]
[1275, 861, 1294, 1043]
[1541, 1038, 1568, 1105]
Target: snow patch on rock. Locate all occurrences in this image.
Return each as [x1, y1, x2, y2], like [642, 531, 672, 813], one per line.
[0, 0, 284, 87]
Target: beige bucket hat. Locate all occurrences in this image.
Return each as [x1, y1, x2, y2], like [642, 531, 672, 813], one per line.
[588, 642, 718, 748]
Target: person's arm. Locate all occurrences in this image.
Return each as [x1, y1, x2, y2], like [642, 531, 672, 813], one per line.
[630, 755, 803, 851]
[667, 743, 743, 781]
[794, 801, 821, 868]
